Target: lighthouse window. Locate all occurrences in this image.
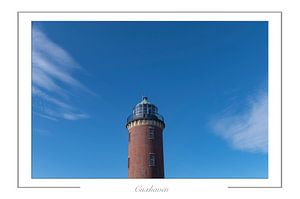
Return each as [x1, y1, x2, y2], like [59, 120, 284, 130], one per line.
[149, 153, 156, 166]
[128, 157, 130, 168]
[148, 127, 155, 140]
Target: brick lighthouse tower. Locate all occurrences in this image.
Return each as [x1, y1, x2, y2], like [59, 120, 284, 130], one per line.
[126, 97, 165, 178]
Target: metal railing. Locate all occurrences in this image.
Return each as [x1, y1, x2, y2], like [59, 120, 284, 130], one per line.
[126, 113, 164, 124]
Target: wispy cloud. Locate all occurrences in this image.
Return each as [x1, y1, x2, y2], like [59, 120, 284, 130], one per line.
[32, 27, 93, 121]
[211, 91, 268, 153]
[33, 128, 52, 136]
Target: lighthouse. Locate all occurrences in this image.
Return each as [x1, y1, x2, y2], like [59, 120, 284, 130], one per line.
[126, 97, 165, 178]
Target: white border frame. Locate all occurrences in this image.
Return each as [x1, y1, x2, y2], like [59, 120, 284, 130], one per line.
[18, 12, 282, 192]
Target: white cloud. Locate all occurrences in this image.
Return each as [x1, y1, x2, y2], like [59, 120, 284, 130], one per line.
[32, 67, 66, 94]
[32, 27, 93, 121]
[33, 128, 51, 136]
[32, 86, 74, 111]
[32, 27, 81, 71]
[211, 91, 268, 153]
[32, 28, 94, 94]
[33, 111, 58, 121]
[61, 113, 89, 120]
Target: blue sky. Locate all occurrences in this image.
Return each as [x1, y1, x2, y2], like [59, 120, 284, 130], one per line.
[32, 21, 268, 178]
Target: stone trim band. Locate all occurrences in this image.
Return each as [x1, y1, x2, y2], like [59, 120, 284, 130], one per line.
[126, 119, 165, 130]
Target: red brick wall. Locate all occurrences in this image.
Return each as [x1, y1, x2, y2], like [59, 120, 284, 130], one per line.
[128, 124, 164, 178]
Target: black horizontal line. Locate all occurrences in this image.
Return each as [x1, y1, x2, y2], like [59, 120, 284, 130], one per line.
[31, 177, 268, 179]
[228, 186, 282, 188]
[18, 186, 80, 188]
[17, 11, 283, 14]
